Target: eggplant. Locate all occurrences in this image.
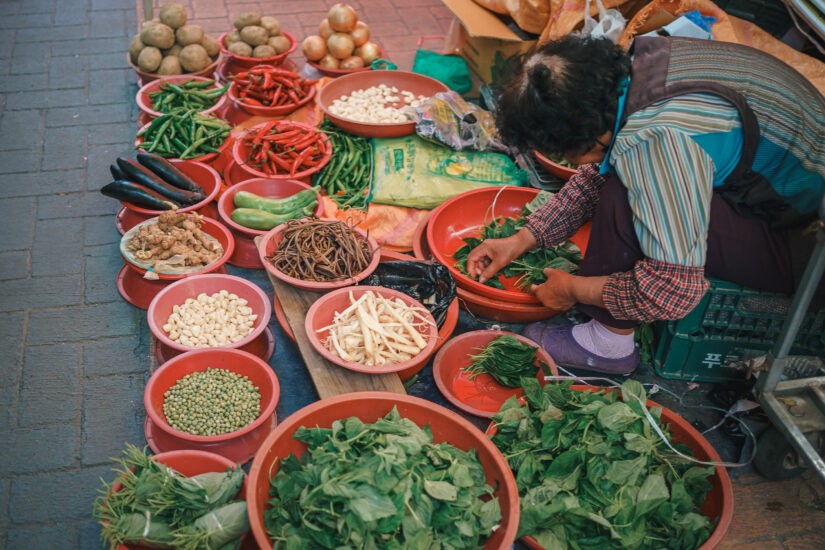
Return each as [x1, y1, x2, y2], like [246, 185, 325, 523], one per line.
[110, 163, 128, 181]
[136, 152, 207, 195]
[116, 158, 204, 206]
[101, 180, 179, 210]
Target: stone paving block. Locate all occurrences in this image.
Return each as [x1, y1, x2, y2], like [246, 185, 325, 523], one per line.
[267, 0, 327, 14]
[18, 343, 81, 427]
[55, 0, 93, 26]
[0, 149, 40, 175]
[6, 524, 77, 550]
[78, 519, 107, 550]
[83, 335, 149, 377]
[0, 13, 47, 29]
[0, 250, 29, 280]
[17, 0, 55, 14]
[47, 103, 131, 128]
[8, 464, 112, 523]
[0, 73, 47, 92]
[88, 69, 132, 106]
[0, 384, 15, 432]
[84, 244, 125, 304]
[57, 38, 128, 58]
[0, 311, 24, 382]
[4, 88, 86, 110]
[89, 8, 128, 38]
[0, 197, 34, 249]
[725, 476, 823, 540]
[37, 190, 117, 220]
[0, 425, 78, 476]
[48, 54, 85, 90]
[41, 125, 86, 172]
[16, 25, 87, 43]
[31, 217, 84, 277]
[81, 373, 147, 466]
[88, 144, 127, 189]
[0, 2, 19, 16]
[87, 123, 137, 147]
[84, 215, 121, 247]
[0, 275, 82, 312]
[297, 10, 331, 27]
[27, 301, 140, 345]
[87, 52, 131, 72]
[0, 169, 84, 198]
[9, 47, 49, 76]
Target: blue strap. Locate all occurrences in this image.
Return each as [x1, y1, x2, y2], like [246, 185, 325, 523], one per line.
[599, 76, 630, 176]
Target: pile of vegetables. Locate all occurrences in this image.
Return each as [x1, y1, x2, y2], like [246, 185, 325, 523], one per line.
[162, 289, 258, 347]
[318, 289, 434, 366]
[452, 193, 582, 290]
[312, 120, 372, 209]
[137, 110, 231, 160]
[126, 211, 222, 270]
[93, 444, 249, 550]
[148, 78, 228, 115]
[265, 219, 374, 282]
[225, 12, 292, 59]
[463, 334, 550, 388]
[231, 188, 318, 231]
[129, 3, 220, 75]
[102, 153, 207, 210]
[229, 66, 315, 109]
[237, 121, 328, 177]
[301, 3, 382, 71]
[264, 407, 501, 548]
[490, 379, 715, 549]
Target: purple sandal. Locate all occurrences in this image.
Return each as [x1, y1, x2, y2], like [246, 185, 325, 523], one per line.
[523, 322, 639, 375]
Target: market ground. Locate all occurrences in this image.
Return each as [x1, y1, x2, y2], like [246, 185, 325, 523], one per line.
[0, 0, 824, 548]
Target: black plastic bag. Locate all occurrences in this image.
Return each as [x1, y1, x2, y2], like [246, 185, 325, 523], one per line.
[364, 261, 456, 327]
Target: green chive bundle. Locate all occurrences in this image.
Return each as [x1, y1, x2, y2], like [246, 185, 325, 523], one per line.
[463, 334, 547, 388]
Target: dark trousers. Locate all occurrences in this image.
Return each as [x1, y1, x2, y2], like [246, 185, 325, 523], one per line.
[576, 175, 798, 329]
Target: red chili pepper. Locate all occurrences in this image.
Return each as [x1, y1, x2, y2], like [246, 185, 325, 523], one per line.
[290, 147, 314, 176]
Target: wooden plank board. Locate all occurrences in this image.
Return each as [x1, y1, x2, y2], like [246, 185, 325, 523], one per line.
[265, 271, 407, 398]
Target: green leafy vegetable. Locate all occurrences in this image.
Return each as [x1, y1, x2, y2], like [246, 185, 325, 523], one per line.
[490, 380, 716, 549]
[264, 406, 501, 548]
[462, 334, 550, 388]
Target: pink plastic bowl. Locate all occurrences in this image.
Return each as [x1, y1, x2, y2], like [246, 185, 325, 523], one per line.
[136, 75, 228, 120]
[231, 120, 332, 182]
[147, 273, 272, 353]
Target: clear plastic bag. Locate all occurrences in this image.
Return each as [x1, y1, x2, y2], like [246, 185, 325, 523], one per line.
[580, 0, 627, 42]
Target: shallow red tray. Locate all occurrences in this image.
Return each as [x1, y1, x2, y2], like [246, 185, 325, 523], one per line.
[153, 325, 276, 365]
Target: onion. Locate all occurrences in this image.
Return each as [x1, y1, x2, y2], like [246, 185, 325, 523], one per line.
[340, 55, 365, 70]
[327, 32, 355, 60]
[318, 18, 333, 40]
[318, 54, 340, 69]
[355, 41, 381, 64]
[327, 3, 358, 33]
[302, 35, 327, 61]
[351, 21, 370, 47]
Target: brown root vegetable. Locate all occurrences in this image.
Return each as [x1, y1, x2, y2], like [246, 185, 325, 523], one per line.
[175, 24, 204, 46]
[327, 32, 355, 60]
[351, 21, 370, 47]
[129, 34, 145, 64]
[163, 43, 182, 57]
[233, 12, 261, 30]
[318, 54, 340, 69]
[340, 55, 365, 70]
[260, 16, 281, 36]
[227, 41, 253, 57]
[159, 3, 187, 29]
[302, 35, 327, 61]
[318, 18, 333, 39]
[142, 18, 161, 32]
[201, 35, 220, 57]
[356, 41, 381, 64]
[239, 25, 269, 46]
[178, 44, 211, 72]
[141, 22, 176, 49]
[157, 55, 183, 75]
[252, 44, 276, 58]
[225, 31, 242, 45]
[268, 35, 291, 54]
[328, 3, 358, 33]
[137, 46, 163, 72]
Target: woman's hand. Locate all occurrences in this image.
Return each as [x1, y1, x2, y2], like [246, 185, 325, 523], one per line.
[466, 227, 537, 284]
[530, 268, 577, 310]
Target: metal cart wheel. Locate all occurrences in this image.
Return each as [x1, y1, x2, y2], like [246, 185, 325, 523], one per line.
[754, 427, 825, 481]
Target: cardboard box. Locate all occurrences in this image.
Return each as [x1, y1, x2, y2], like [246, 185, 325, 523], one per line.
[442, 0, 537, 85]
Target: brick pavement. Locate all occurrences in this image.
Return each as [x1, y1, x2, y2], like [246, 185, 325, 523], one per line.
[0, 0, 823, 548]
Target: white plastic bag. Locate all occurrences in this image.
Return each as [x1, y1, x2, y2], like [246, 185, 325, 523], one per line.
[580, 0, 626, 43]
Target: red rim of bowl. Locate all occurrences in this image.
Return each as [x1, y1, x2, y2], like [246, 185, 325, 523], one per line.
[227, 73, 316, 117]
[257, 218, 380, 291]
[135, 117, 231, 164]
[121, 215, 235, 280]
[232, 121, 332, 180]
[146, 273, 272, 352]
[304, 285, 439, 375]
[119, 159, 223, 216]
[306, 43, 385, 77]
[136, 75, 229, 119]
[143, 348, 280, 444]
[127, 52, 222, 83]
[217, 178, 323, 237]
[218, 30, 297, 66]
[533, 150, 577, 180]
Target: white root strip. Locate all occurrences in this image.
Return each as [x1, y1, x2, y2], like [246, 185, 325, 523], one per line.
[317, 290, 435, 366]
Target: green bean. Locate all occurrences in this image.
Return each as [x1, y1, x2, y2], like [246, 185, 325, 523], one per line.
[312, 119, 373, 209]
[148, 80, 229, 115]
[136, 109, 230, 160]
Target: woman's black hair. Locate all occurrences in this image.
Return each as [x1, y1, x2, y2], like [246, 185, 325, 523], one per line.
[495, 35, 631, 156]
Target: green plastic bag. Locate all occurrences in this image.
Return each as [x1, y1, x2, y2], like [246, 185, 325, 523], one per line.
[370, 135, 528, 209]
[412, 49, 472, 94]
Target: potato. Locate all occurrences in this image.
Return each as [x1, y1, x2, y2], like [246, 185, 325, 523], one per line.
[141, 22, 175, 49]
[157, 55, 183, 75]
[260, 16, 281, 36]
[225, 31, 241, 45]
[129, 34, 145, 64]
[234, 12, 261, 30]
[159, 2, 187, 29]
[137, 46, 162, 73]
[227, 41, 253, 57]
[178, 44, 211, 72]
[141, 18, 161, 32]
[239, 25, 269, 47]
[201, 35, 220, 57]
[252, 45, 276, 58]
[175, 24, 204, 46]
[268, 35, 291, 54]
